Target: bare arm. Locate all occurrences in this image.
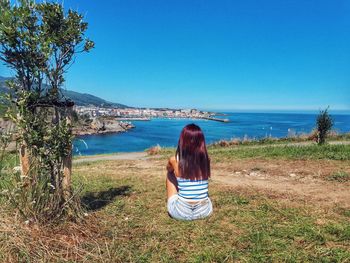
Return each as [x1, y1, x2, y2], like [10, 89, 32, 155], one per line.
[167, 156, 180, 177]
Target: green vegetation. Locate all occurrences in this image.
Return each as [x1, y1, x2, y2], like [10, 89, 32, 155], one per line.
[0, 103, 6, 117]
[77, 138, 350, 164]
[0, 0, 94, 223]
[326, 171, 350, 183]
[316, 108, 334, 145]
[209, 144, 350, 161]
[158, 143, 350, 161]
[0, 152, 17, 171]
[0, 78, 9, 117]
[211, 132, 350, 148]
[61, 89, 128, 108]
[1, 75, 128, 108]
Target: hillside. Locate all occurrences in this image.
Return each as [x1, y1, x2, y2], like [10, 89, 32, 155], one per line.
[0, 76, 128, 108]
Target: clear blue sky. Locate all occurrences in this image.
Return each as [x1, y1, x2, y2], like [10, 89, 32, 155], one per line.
[1, 0, 350, 111]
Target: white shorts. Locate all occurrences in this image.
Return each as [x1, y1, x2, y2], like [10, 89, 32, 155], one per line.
[167, 194, 213, 221]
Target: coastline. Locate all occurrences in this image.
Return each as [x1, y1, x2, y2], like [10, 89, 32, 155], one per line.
[115, 115, 229, 122]
[73, 117, 135, 136]
[74, 115, 230, 137]
[72, 113, 350, 156]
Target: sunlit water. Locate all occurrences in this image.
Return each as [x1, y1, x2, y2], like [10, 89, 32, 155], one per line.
[73, 112, 350, 155]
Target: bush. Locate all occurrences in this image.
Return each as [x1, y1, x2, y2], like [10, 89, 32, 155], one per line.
[147, 144, 162, 155]
[316, 108, 333, 145]
[0, 123, 15, 174]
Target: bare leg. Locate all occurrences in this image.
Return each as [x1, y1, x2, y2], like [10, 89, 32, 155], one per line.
[166, 171, 178, 199]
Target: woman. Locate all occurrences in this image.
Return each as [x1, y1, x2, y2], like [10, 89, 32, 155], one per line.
[166, 123, 213, 220]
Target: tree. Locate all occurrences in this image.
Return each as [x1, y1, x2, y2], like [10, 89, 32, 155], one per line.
[316, 108, 333, 145]
[0, 0, 94, 222]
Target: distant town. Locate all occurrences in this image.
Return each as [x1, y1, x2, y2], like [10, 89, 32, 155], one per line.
[74, 106, 228, 122]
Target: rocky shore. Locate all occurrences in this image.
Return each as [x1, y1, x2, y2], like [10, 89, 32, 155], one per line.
[73, 117, 135, 136]
[1, 117, 135, 138]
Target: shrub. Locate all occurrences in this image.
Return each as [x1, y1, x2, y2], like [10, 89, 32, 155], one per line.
[218, 140, 230, 147]
[230, 138, 241, 146]
[316, 108, 333, 145]
[147, 144, 162, 155]
[326, 171, 350, 183]
[306, 129, 318, 141]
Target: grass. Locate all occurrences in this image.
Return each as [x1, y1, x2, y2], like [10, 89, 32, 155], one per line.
[209, 144, 350, 161]
[1, 141, 350, 261]
[0, 152, 17, 167]
[1, 157, 349, 262]
[75, 161, 350, 262]
[160, 143, 350, 162]
[158, 143, 350, 162]
[210, 132, 350, 147]
[326, 171, 350, 183]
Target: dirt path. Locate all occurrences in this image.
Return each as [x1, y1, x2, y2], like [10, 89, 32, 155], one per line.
[212, 159, 350, 207]
[213, 173, 350, 207]
[73, 152, 149, 163]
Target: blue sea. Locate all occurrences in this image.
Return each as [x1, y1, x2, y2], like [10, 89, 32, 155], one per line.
[73, 112, 350, 156]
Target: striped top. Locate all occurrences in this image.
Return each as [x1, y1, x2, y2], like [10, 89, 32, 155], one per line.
[177, 178, 209, 201]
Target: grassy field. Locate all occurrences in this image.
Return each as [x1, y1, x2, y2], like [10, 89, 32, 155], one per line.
[209, 133, 350, 147]
[0, 143, 350, 262]
[209, 144, 350, 161]
[157, 143, 350, 162]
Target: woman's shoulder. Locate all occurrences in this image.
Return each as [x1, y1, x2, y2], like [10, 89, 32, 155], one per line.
[168, 156, 177, 168]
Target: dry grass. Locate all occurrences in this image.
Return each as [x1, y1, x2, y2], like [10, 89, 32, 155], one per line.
[146, 144, 162, 155]
[1, 147, 350, 262]
[0, 209, 108, 262]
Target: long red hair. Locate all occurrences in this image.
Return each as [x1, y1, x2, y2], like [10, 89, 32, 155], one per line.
[176, 124, 210, 180]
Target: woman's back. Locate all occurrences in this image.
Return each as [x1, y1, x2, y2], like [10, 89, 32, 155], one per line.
[177, 177, 209, 201]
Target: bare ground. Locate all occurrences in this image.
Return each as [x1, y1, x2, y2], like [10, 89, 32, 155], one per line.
[73, 152, 149, 163]
[76, 153, 350, 209]
[212, 159, 350, 208]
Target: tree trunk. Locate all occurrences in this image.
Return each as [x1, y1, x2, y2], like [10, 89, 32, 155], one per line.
[62, 106, 73, 201]
[62, 148, 72, 201]
[19, 143, 30, 176]
[17, 112, 30, 177]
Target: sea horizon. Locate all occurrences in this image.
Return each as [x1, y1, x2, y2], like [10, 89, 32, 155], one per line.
[205, 109, 350, 115]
